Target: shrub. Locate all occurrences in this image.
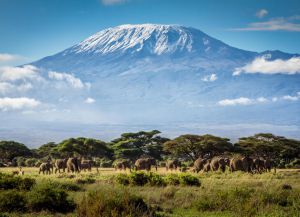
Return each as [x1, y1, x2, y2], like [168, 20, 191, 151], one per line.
[179, 174, 201, 186]
[148, 172, 166, 186]
[25, 158, 38, 167]
[55, 182, 82, 191]
[282, 184, 292, 190]
[0, 173, 35, 190]
[76, 188, 158, 217]
[129, 171, 149, 186]
[76, 177, 96, 185]
[116, 173, 130, 186]
[164, 174, 180, 185]
[26, 182, 75, 213]
[0, 190, 27, 212]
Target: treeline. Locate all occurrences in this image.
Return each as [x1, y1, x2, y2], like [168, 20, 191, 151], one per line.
[0, 130, 299, 168]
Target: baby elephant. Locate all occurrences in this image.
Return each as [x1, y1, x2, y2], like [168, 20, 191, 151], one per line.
[39, 162, 52, 175]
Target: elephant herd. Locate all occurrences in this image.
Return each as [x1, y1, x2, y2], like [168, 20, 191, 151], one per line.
[38, 156, 274, 175]
[193, 156, 274, 173]
[39, 158, 94, 174]
[114, 158, 158, 171]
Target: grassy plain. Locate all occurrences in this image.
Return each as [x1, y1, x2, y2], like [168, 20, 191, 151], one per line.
[0, 167, 299, 217]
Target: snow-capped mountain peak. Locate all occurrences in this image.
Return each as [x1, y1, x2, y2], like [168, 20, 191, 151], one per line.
[65, 24, 217, 56]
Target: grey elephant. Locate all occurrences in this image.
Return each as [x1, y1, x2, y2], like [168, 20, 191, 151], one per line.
[166, 159, 181, 171]
[203, 161, 211, 172]
[39, 162, 52, 175]
[55, 158, 68, 174]
[229, 158, 244, 172]
[264, 158, 274, 172]
[253, 158, 265, 173]
[67, 157, 80, 173]
[210, 157, 228, 172]
[193, 158, 208, 173]
[114, 159, 131, 171]
[135, 158, 157, 171]
[80, 159, 93, 172]
[241, 156, 254, 172]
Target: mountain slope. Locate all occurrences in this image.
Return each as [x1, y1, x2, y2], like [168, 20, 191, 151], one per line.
[3, 24, 299, 146]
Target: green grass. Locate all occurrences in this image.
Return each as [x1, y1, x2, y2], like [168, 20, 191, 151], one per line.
[0, 167, 299, 217]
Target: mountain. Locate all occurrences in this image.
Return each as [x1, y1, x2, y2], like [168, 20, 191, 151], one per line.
[3, 24, 300, 146]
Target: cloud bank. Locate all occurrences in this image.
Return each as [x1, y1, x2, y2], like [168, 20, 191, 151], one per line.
[0, 65, 40, 81]
[48, 71, 89, 89]
[233, 57, 300, 75]
[0, 97, 40, 111]
[0, 53, 20, 62]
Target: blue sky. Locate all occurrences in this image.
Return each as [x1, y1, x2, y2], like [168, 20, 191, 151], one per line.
[1, 0, 300, 65]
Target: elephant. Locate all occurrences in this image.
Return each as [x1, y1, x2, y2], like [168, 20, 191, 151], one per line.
[134, 158, 157, 171]
[229, 158, 244, 172]
[80, 159, 93, 172]
[253, 158, 265, 173]
[210, 157, 228, 172]
[67, 157, 80, 173]
[203, 161, 211, 172]
[241, 156, 254, 173]
[264, 159, 273, 172]
[114, 160, 131, 171]
[166, 159, 181, 171]
[55, 158, 68, 174]
[39, 162, 52, 174]
[193, 158, 208, 173]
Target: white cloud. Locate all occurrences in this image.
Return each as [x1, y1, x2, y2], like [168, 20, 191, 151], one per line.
[0, 65, 40, 81]
[85, 97, 95, 104]
[48, 71, 88, 89]
[0, 97, 40, 111]
[282, 95, 299, 101]
[202, 73, 218, 82]
[233, 57, 300, 76]
[256, 9, 268, 18]
[257, 97, 268, 102]
[0, 53, 20, 62]
[272, 97, 278, 102]
[232, 16, 300, 31]
[0, 82, 32, 94]
[218, 97, 254, 106]
[218, 97, 270, 106]
[101, 0, 128, 5]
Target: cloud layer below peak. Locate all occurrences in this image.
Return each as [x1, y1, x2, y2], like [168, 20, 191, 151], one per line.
[234, 57, 300, 76]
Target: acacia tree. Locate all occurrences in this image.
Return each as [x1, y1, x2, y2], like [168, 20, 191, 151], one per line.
[53, 137, 112, 158]
[0, 141, 32, 161]
[234, 133, 300, 164]
[163, 134, 233, 161]
[110, 130, 169, 161]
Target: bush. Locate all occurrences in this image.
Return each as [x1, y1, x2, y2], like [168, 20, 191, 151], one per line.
[116, 173, 130, 186]
[76, 188, 158, 217]
[179, 174, 201, 186]
[148, 173, 166, 186]
[0, 190, 27, 212]
[25, 158, 38, 167]
[164, 174, 180, 186]
[76, 177, 96, 185]
[26, 181, 75, 213]
[0, 173, 35, 190]
[129, 171, 149, 186]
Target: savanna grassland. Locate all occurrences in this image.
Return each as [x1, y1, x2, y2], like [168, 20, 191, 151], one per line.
[0, 167, 299, 217]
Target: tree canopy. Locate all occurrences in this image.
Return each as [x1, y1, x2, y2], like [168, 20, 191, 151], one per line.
[0, 141, 32, 161]
[110, 130, 169, 161]
[163, 134, 233, 161]
[234, 133, 300, 160]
